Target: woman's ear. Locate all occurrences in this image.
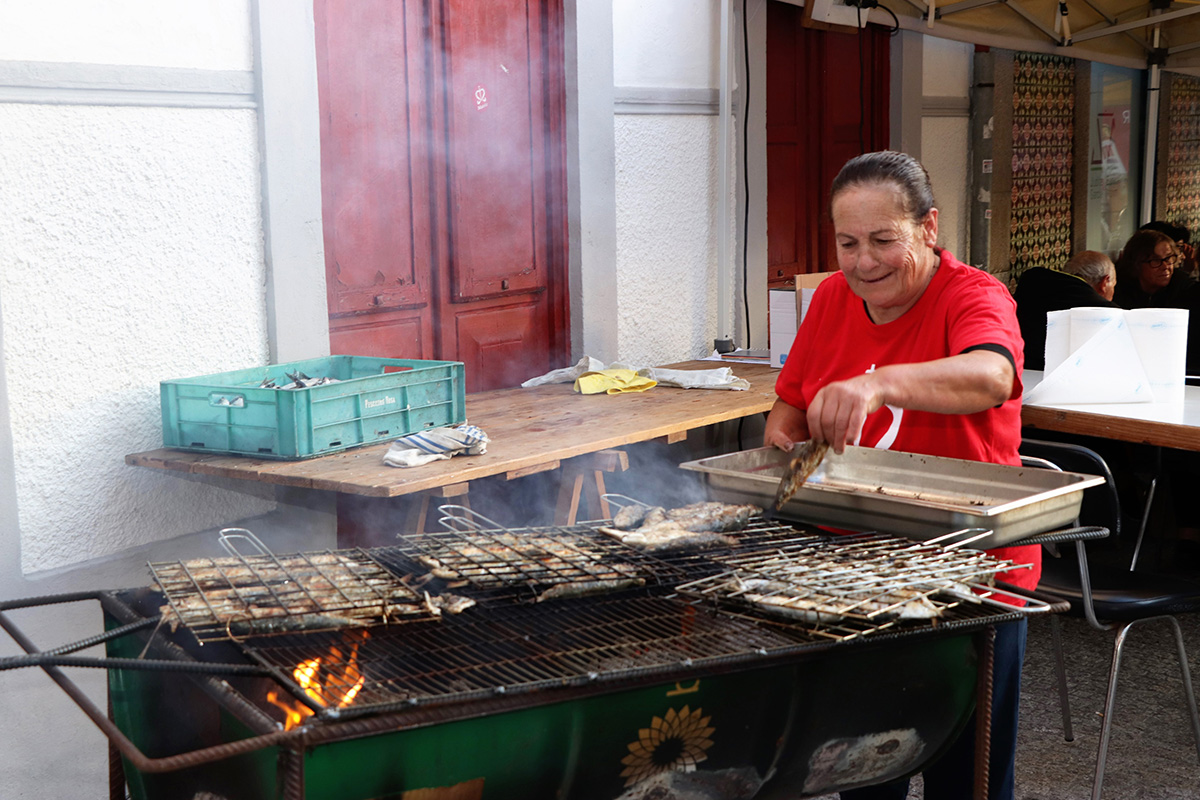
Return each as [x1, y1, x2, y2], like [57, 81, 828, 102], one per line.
[922, 208, 939, 248]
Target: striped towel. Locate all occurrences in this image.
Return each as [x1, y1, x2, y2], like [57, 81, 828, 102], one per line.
[383, 424, 490, 468]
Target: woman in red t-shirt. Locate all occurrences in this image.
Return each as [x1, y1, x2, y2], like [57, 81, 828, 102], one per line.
[764, 150, 1030, 800]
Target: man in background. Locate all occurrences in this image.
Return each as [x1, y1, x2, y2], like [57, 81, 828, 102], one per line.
[1014, 250, 1117, 370]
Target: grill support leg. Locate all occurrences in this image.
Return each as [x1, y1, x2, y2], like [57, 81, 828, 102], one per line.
[974, 625, 995, 800]
[281, 745, 305, 800]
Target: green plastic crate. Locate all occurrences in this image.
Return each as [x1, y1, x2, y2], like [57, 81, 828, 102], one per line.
[160, 355, 466, 460]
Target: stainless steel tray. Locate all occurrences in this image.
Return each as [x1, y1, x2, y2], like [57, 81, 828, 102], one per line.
[680, 446, 1106, 548]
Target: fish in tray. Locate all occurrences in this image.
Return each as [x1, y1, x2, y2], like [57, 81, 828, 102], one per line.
[602, 501, 762, 554]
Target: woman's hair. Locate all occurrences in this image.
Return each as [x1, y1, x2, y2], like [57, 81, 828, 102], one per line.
[829, 150, 935, 223]
[1115, 229, 1176, 283]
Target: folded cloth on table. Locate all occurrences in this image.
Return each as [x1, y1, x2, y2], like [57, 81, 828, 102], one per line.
[641, 366, 750, 391]
[574, 369, 657, 395]
[521, 356, 605, 387]
[383, 424, 490, 468]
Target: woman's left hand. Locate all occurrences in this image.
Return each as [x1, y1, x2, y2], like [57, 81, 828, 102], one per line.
[805, 373, 885, 454]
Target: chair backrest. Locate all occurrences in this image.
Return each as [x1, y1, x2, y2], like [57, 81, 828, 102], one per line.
[1019, 438, 1121, 538]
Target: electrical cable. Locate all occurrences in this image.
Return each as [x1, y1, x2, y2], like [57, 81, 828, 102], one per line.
[742, 0, 752, 349]
[881, 4, 901, 34]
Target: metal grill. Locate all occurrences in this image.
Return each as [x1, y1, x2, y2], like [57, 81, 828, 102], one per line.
[149, 529, 453, 642]
[236, 590, 1025, 722]
[675, 529, 1033, 641]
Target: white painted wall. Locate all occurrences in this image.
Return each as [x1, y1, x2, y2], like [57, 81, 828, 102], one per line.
[613, 0, 719, 89]
[921, 38, 974, 263]
[924, 116, 972, 260]
[0, 0, 252, 70]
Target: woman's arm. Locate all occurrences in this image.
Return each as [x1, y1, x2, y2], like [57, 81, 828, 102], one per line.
[807, 349, 1014, 453]
[763, 398, 810, 451]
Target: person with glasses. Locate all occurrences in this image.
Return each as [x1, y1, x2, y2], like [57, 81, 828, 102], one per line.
[1140, 220, 1198, 279]
[1113, 229, 1194, 310]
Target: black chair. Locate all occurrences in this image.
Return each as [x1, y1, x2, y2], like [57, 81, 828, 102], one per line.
[1020, 438, 1200, 800]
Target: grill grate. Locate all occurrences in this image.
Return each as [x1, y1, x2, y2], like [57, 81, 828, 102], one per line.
[238, 590, 1024, 721]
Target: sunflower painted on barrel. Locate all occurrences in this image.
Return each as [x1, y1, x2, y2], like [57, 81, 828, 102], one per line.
[619, 705, 716, 787]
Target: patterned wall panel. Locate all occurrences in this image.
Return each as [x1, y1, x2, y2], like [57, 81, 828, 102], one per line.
[1009, 53, 1074, 285]
[1164, 75, 1200, 236]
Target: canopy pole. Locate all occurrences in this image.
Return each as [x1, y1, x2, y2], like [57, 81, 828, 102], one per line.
[1141, 18, 1161, 226]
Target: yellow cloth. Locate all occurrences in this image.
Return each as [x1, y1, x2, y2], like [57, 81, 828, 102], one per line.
[573, 369, 658, 395]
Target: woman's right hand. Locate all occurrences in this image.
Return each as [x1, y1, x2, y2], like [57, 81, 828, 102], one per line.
[763, 399, 810, 451]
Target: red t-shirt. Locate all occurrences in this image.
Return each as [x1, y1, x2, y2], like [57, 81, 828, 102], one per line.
[776, 249, 1039, 593]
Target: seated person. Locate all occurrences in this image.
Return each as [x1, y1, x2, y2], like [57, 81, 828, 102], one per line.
[1113, 229, 1195, 309]
[1140, 220, 1197, 278]
[1014, 250, 1116, 369]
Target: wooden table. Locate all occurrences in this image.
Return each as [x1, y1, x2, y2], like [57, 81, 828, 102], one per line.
[127, 361, 779, 539]
[1021, 369, 1200, 452]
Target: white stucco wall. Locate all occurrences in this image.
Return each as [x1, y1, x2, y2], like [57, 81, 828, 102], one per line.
[0, 103, 275, 573]
[0, 0, 252, 70]
[614, 114, 719, 365]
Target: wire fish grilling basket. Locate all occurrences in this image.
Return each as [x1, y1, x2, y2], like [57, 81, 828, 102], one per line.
[149, 528, 466, 643]
[674, 527, 1046, 641]
[379, 505, 680, 604]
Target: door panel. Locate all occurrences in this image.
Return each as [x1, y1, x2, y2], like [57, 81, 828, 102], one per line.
[453, 298, 550, 393]
[329, 311, 431, 360]
[442, 0, 545, 301]
[316, 0, 431, 315]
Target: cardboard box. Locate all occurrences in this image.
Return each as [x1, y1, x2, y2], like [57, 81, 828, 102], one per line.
[768, 272, 838, 369]
[795, 271, 838, 326]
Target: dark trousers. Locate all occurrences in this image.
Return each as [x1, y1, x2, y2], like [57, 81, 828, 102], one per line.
[840, 618, 1028, 800]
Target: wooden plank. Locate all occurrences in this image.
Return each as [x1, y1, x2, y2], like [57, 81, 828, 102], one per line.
[1022, 405, 1200, 451]
[505, 461, 560, 480]
[126, 361, 779, 498]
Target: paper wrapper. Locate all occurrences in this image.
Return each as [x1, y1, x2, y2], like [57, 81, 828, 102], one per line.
[1026, 307, 1187, 405]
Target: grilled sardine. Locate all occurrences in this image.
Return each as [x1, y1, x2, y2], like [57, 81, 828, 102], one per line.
[774, 440, 830, 510]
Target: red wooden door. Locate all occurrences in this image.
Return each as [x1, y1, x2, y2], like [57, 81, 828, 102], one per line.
[766, 2, 890, 286]
[315, 0, 569, 392]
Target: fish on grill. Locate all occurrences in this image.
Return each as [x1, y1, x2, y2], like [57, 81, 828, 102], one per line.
[603, 502, 761, 554]
[735, 578, 941, 623]
[535, 578, 646, 603]
[612, 502, 762, 533]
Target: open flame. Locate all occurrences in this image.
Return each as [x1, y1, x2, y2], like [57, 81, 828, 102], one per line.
[266, 630, 369, 731]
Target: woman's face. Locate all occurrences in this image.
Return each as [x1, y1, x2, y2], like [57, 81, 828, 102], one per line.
[832, 183, 939, 324]
[1138, 240, 1178, 293]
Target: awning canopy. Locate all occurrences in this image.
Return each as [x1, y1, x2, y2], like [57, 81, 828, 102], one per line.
[874, 0, 1200, 72]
